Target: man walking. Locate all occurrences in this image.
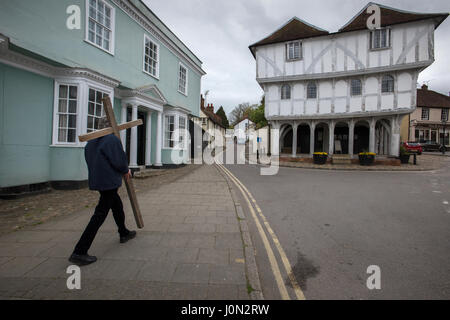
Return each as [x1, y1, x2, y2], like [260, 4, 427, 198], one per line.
[69, 117, 136, 266]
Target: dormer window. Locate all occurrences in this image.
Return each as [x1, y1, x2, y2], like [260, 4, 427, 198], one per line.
[370, 28, 390, 50]
[286, 41, 302, 60]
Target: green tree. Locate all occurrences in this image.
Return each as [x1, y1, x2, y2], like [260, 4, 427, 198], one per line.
[215, 106, 230, 128]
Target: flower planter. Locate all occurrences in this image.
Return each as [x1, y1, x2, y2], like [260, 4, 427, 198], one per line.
[313, 153, 328, 165]
[399, 154, 410, 164]
[358, 153, 375, 166]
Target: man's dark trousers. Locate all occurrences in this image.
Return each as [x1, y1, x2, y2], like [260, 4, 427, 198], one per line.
[73, 188, 129, 255]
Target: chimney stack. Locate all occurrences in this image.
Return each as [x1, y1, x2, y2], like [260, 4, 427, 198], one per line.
[200, 94, 205, 109]
[206, 103, 214, 113]
[421, 84, 428, 90]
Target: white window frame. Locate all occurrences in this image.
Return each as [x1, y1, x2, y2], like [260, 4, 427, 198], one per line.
[286, 41, 302, 61]
[52, 82, 81, 146]
[85, 0, 116, 55]
[51, 78, 114, 147]
[163, 113, 188, 150]
[370, 28, 391, 50]
[143, 34, 160, 79]
[421, 107, 430, 120]
[86, 87, 109, 133]
[441, 108, 449, 121]
[163, 114, 176, 149]
[178, 63, 188, 96]
[178, 115, 187, 150]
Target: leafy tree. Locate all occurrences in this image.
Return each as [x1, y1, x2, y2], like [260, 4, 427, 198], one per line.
[248, 96, 267, 129]
[229, 102, 252, 125]
[215, 106, 230, 128]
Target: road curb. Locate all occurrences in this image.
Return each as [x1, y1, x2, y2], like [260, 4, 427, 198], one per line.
[247, 160, 439, 172]
[214, 165, 264, 300]
[278, 161, 437, 171]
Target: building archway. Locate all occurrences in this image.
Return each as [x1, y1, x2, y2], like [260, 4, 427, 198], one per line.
[375, 118, 391, 155]
[334, 121, 349, 154]
[297, 124, 311, 154]
[280, 123, 293, 154]
[314, 122, 329, 152]
[354, 120, 370, 154]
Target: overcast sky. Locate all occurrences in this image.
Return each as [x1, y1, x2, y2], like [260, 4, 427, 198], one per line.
[144, 0, 450, 116]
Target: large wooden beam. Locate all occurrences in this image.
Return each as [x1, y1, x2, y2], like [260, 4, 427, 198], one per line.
[102, 97, 144, 229]
[78, 119, 143, 142]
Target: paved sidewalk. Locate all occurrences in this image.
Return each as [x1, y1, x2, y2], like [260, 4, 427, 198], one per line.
[0, 165, 257, 300]
[0, 165, 196, 236]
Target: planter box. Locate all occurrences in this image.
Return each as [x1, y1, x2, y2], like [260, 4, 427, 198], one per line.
[399, 154, 410, 164]
[313, 154, 328, 165]
[359, 154, 375, 166]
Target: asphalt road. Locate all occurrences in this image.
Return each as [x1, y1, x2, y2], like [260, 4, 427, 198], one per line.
[224, 158, 450, 299]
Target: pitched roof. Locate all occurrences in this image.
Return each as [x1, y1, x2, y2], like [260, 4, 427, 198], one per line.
[249, 17, 329, 54]
[339, 2, 449, 33]
[417, 86, 450, 108]
[249, 3, 448, 57]
[201, 106, 226, 129]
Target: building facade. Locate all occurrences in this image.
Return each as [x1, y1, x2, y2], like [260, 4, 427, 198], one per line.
[233, 117, 254, 145]
[249, 3, 448, 158]
[193, 96, 226, 150]
[403, 85, 449, 146]
[0, 0, 205, 193]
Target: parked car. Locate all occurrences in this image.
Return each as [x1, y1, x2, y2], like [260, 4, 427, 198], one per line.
[401, 142, 423, 155]
[420, 140, 444, 152]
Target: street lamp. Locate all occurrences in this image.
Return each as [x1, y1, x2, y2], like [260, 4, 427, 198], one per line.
[442, 118, 447, 155]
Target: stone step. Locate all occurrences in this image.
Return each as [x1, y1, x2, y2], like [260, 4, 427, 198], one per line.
[332, 154, 351, 159]
[332, 155, 352, 165]
[332, 159, 352, 165]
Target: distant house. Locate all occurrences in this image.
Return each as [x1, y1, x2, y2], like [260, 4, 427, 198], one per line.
[233, 116, 254, 144]
[401, 85, 450, 146]
[194, 95, 226, 150]
[0, 0, 205, 196]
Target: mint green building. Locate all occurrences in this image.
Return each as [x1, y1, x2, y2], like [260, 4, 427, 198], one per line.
[0, 0, 205, 195]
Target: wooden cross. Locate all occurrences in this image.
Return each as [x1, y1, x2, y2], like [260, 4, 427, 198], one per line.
[78, 96, 144, 229]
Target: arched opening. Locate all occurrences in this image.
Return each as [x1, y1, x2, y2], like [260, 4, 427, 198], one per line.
[334, 122, 349, 154]
[280, 124, 293, 154]
[314, 122, 329, 152]
[375, 118, 391, 155]
[297, 124, 311, 154]
[354, 120, 369, 154]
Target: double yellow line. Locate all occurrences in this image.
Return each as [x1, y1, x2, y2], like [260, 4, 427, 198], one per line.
[216, 163, 305, 300]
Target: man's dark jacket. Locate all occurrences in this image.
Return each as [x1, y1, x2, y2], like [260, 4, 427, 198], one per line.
[85, 134, 129, 191]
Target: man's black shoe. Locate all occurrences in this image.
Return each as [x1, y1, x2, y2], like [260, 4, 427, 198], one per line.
[120, 230, 137, 243]
[68, 253, 97, 266]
